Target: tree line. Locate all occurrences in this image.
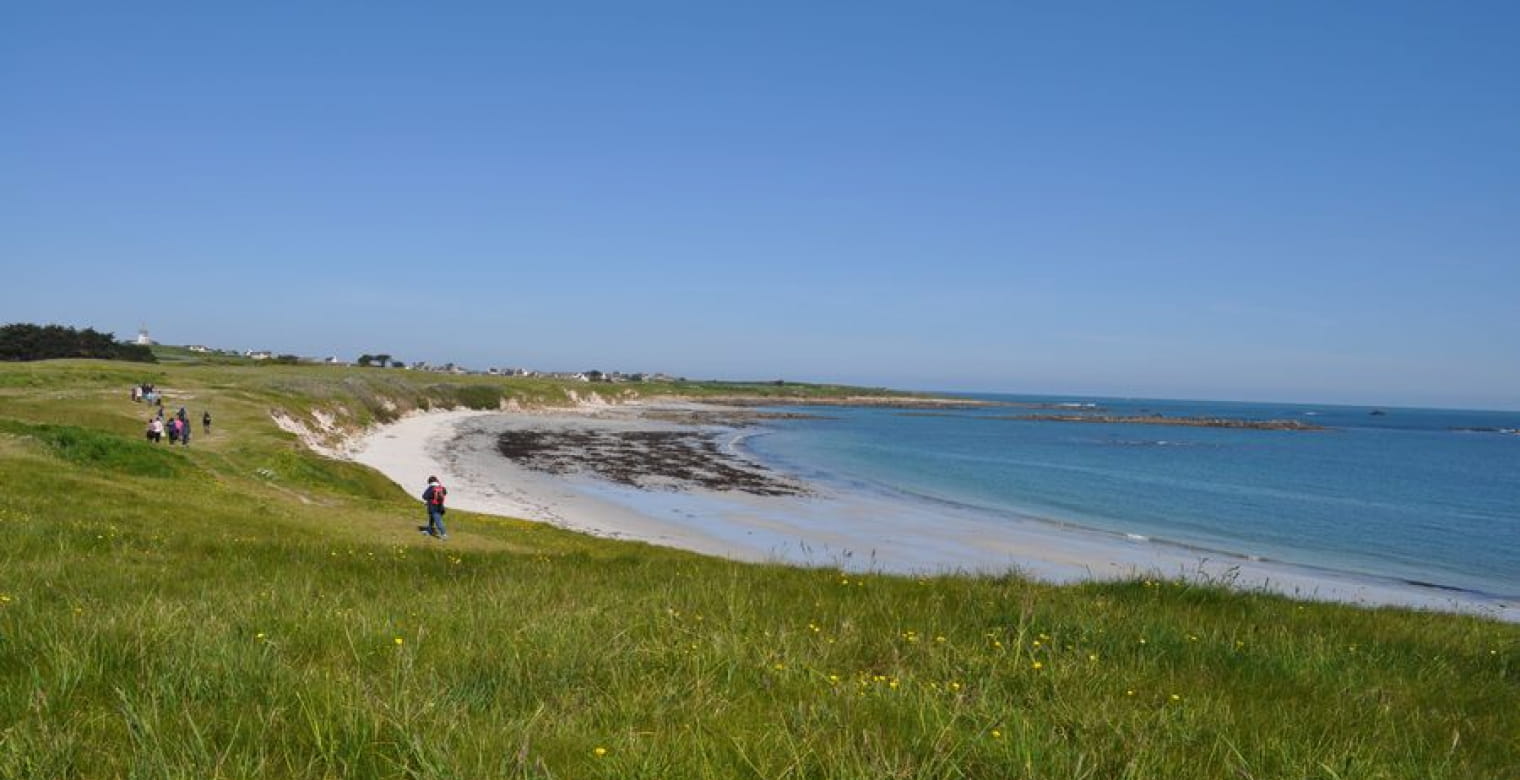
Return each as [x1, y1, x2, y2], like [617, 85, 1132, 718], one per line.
[0, 323, 157, 363]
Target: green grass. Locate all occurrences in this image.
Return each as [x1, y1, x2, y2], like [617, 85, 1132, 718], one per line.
[0, 420, 183, 478]
[0, 361, 1515, 779]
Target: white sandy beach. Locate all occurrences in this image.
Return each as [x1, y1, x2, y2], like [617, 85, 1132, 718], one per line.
[348, 404, 1519, 622]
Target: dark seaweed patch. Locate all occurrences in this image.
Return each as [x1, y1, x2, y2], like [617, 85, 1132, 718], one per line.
[495, 429, 806, 496]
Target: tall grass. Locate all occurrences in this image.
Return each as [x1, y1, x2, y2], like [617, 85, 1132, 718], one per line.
[0, 361, 1515, 778]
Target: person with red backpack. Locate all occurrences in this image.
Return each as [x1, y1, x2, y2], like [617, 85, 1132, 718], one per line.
[420, 476, 448, 540]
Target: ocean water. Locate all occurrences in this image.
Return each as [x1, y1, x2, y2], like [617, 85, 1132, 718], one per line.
[739, 395, 1520, 599]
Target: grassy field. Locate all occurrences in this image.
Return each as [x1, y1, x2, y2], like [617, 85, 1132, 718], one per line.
[0, 359, 1515, 779]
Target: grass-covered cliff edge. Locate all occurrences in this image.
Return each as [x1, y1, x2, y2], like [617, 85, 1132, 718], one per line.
[1, 360, 1515, 779]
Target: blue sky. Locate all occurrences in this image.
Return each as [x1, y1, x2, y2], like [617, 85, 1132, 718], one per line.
[4, 2, 1517, 409]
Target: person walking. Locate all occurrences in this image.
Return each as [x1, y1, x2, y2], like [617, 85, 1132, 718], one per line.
[202, 410, 212, 435]
[420, 476, 448, 540]
[167, 417, 180, 445]
[149, 417, 164, 443]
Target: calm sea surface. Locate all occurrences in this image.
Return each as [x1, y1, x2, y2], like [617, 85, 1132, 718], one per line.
[740, 395, 1520, 598]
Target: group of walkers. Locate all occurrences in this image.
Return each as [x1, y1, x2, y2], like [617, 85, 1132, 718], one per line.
[145, 407, 208, 445]
[132, 384, 453, 541]
[134, 384, 211, 445]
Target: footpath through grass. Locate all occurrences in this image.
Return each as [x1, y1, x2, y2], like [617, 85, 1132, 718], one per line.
[0, 361, 1515, 779]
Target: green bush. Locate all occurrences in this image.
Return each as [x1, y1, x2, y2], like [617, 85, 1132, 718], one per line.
[451, 384, 505, 410]
[0, 420, 182, 478]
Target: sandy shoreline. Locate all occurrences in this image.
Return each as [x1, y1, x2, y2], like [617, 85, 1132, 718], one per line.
[348, 404, 1519, 623]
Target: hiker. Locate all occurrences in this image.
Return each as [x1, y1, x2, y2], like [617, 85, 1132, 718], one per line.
[202, 410, 212, 434]
[181, 418, 191, 447]
[148, 417, 164, 443]
[166, 417, 180, 444]
[420, 476, 448, 540]
[177, 407, 187, 424]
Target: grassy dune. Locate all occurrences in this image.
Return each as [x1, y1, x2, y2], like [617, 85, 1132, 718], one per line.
[0, 360, 1515, 779]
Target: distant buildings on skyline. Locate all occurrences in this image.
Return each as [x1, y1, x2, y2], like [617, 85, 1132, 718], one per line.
[142, 335, 676, 383]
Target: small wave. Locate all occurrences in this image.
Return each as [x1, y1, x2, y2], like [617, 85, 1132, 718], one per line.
[1125, 533, 1149, 542]
[720, 429, 764, 457]
[1105, 439, 1194, 448]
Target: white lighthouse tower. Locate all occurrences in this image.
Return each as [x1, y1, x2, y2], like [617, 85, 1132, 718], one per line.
[135, 324, 153, 346]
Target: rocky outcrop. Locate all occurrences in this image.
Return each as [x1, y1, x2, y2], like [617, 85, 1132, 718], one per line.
[1014, 415, 1326, 431]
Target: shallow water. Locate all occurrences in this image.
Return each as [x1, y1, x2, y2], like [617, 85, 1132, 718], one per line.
[738, 395, 1520, 599]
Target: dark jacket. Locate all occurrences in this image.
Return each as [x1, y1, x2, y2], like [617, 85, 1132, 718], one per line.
[423, 483, 447, 511]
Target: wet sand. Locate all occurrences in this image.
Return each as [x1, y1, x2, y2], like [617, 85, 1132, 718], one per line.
[347, 404, 1518, 623]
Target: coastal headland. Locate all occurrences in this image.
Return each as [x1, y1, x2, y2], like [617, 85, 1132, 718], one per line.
[4, 359, 1516, 778]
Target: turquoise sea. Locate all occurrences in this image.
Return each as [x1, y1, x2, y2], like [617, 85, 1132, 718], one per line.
[739, 395, 1520, 600]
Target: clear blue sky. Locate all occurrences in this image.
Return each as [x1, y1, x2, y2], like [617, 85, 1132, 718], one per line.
[4, 2, 1517, 409]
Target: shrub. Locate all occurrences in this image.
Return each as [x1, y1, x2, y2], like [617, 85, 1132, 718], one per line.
[452, 384, 504, 410]
[0, 420, 181, 478]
